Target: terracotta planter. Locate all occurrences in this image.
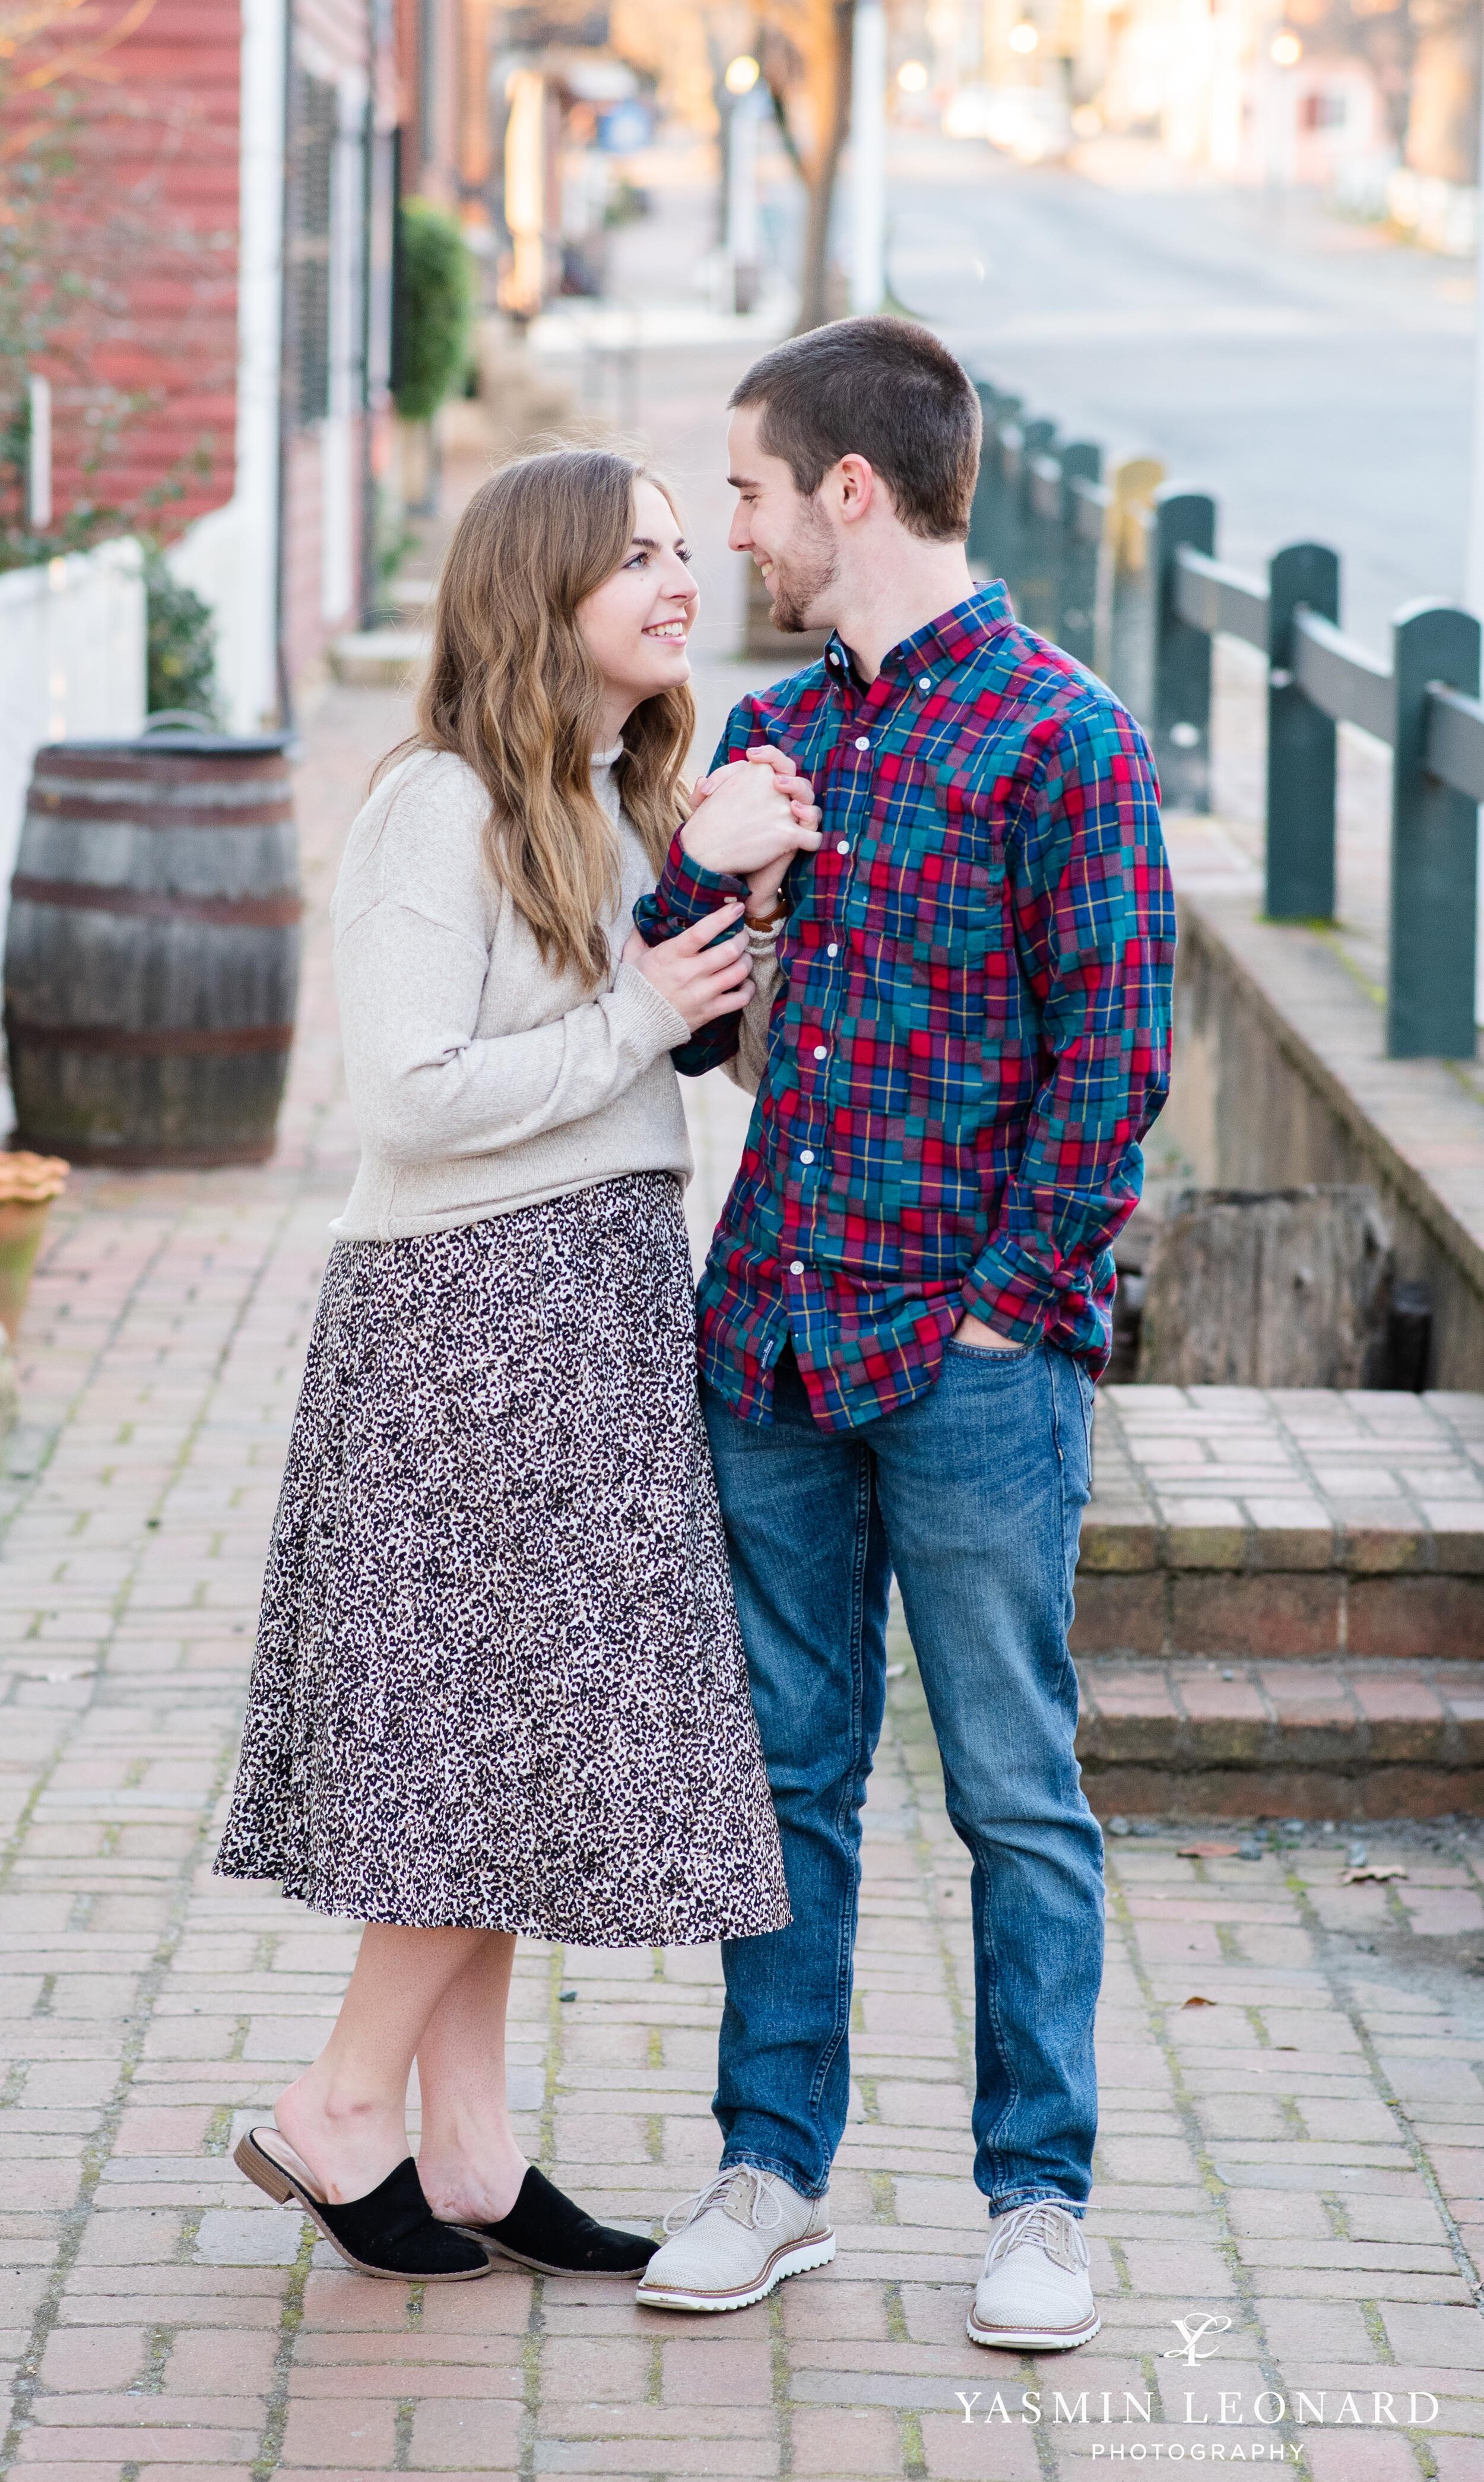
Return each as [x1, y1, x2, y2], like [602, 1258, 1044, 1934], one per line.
[0, 1154, 69, 1340]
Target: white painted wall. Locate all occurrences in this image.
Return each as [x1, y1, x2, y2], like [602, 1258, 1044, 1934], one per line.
[0, 541, 147, 944]
[167, 0, 286, 734]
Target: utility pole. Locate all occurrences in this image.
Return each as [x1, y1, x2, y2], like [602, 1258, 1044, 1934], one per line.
[1464, 61, 1484, 1030]
[1467, 75, 1484, 613]
[850, 0, 886, 314]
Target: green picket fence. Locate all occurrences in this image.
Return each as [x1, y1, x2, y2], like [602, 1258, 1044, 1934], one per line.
[969, 379, 1483, 1063]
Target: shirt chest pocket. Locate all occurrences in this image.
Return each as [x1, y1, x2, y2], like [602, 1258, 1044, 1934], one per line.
[887, 779, 1009, 966]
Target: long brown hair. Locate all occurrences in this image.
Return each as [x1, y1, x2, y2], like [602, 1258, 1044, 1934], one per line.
[384, 447, 695, 986]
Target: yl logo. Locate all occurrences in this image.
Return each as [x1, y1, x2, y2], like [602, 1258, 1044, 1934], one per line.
[1163, 2313, 1234, 2366]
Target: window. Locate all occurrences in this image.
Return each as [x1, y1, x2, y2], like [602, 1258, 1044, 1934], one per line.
[288, 70, 336, 429]
[1301, 91, 1347, 131]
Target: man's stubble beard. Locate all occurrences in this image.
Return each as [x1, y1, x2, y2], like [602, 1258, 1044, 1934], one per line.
[766, 500, 839, 635]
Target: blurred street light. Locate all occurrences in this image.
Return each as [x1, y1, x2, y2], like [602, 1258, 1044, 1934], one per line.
[852, 0, 887, 312]
[1008, 21, 1039, 55]
[1270, 31, 1302, 66]
[897, 59, 929, 93]
[725, 62, 765, 313]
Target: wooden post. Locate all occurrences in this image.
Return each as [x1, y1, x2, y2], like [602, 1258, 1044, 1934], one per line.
[1390, 599, 1480, 1059]
[1137, 1186, 1393, 1388]
[1153, 488, 1216, 813]
[1099, 456, 1165, 720]
[1266, 542, 1339, 922]
[1057, 441, 1101, 667]
[999, 416, 1054, 618]
[1020, 448, 1062, 638]
[968, 382, 1009, 573]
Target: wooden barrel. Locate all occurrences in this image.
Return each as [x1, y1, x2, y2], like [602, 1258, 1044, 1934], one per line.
[4, 730, 301, 1168]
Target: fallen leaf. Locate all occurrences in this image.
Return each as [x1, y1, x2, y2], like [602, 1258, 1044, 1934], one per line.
[1181, 1995, 1217, 2008]
[1178, 1843, 1241, 1859]
[1342, 1865, 1408, 1884]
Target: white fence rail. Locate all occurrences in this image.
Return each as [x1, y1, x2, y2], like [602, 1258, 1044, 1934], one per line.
[0, 540, 147, 952]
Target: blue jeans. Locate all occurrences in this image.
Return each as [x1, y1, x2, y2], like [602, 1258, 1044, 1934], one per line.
[703, 1336, 1103, 2216]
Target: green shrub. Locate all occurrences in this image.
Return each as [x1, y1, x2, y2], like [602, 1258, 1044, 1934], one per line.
[395, 199, 474, 423]
[145, 555, 221, 724]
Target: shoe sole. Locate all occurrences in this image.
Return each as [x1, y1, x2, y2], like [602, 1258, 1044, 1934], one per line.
[234, 2132, 492, 2283]
[451, 2226, 654, 2281]
[636, 2229, 836, 2313]
[967, 2307, 1102, 2351]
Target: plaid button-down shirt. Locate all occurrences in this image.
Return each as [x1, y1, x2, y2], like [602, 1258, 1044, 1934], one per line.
[634, 583, 1175, 1432]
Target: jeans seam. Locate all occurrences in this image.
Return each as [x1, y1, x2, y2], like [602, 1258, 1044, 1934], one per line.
[806, 1443, 872, 2126]
[1049, 1352, 1082, 1658]
[969, 1836, 1022, 2204]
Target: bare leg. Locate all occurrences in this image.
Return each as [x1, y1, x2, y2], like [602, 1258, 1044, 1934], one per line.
[275, 1923, 490, 2204]
[414, 1931, 528, 2224]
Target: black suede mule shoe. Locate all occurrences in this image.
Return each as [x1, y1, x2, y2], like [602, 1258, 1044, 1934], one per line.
[234, 2127, 490, 2281]
[452, 2165, 659, 2277]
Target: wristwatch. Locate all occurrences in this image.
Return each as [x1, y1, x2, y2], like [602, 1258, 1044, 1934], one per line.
[744, 892, 791, 931]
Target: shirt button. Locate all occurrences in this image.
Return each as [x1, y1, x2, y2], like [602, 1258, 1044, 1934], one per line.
[826, 943, 838, 958]
[800, 1150, 814, 1165]
[836, 839, 849, 854]
[854, 736, 870, 751]
[789, 1259, 804, 1275]
[918, 674, 931, 691]
[813, 1044, 827, 1059]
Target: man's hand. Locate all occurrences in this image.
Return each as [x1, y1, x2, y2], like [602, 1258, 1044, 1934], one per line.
[622, 907, 755, 1032]
[954, 1311, 1024, 1353]
[683, 747, 821, 887]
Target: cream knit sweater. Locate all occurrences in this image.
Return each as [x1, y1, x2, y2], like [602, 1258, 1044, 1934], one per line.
[329, 744, 696, 1241]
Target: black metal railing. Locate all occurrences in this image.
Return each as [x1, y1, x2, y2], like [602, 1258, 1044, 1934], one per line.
[968, 381, 1482, 1063]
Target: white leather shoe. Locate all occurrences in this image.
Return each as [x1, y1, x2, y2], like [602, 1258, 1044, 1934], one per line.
[636, 2165, 835, 2313]
[968, 2199, 1100, 2350]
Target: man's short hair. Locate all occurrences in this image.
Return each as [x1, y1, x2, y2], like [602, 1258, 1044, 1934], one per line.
[729, 316, 981, 542]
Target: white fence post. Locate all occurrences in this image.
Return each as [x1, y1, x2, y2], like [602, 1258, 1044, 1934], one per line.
[0, 538, 147, 956]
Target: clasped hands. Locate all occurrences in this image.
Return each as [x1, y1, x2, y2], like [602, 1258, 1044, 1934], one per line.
[623, 746, 820, 1034]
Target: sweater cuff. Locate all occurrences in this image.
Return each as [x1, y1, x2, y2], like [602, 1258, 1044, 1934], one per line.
[610, 956, 693, 1054]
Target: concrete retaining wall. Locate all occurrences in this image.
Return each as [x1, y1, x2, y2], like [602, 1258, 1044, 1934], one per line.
[1159, 885, 1484, 1389]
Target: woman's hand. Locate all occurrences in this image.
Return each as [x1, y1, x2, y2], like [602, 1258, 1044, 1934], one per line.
[622, 905, 756, 1032]
[681, 748, 821, 882]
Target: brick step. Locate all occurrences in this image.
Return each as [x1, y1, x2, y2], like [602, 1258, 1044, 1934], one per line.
[1075, 1384, 1484, 1658]
[1076, 1656, 1484, 1820]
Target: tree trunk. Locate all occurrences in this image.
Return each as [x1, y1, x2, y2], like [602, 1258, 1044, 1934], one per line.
[1405, 0, 1480, 181]
[1136, 1187, 1393, 1389]
[795, 0, 855, 331]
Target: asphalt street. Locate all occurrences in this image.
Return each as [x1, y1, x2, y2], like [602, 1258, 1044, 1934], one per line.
[884, 134, 1474, 647]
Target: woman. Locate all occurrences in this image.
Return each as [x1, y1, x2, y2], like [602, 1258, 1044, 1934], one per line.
[214, 448, 820, 2283]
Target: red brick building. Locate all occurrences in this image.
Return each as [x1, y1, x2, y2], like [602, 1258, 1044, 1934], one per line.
[8, 1, 479, 730]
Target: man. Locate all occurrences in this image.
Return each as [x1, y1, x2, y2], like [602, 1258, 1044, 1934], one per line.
[633, 317, 1174, 2351]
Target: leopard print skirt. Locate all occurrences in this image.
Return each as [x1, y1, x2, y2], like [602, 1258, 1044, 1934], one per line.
[214, 1174, 791, 1945]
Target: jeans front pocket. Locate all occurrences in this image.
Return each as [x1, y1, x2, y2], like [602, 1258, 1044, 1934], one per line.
[944, 1334, 1040, 1367]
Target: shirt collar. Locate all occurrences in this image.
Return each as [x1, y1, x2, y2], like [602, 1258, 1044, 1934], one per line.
[822, 581, 1012, 695]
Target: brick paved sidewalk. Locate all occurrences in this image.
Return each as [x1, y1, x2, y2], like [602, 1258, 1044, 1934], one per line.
[0, 681, 1480, 2480]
